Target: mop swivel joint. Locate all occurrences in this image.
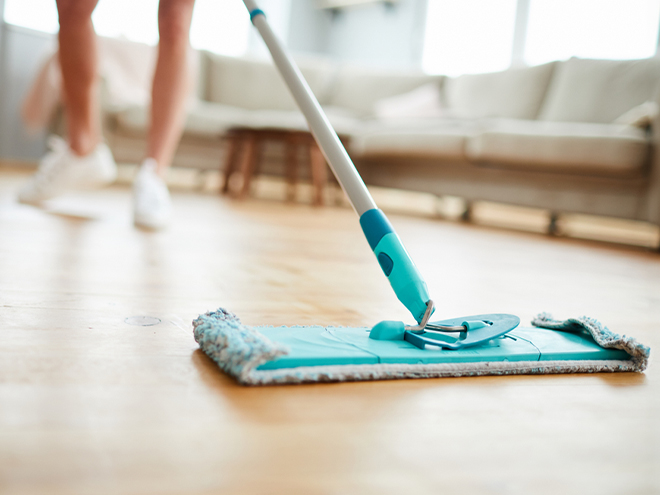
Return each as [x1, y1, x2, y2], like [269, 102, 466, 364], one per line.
[369, 309, 521, 351]
[359, 208, 431, 322]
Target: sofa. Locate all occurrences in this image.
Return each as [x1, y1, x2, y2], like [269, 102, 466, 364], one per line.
[90, 42, 660, 228]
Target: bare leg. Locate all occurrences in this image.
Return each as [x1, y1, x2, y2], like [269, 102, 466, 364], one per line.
[146, 0, 196, 176]
[56, 0, 101, 156]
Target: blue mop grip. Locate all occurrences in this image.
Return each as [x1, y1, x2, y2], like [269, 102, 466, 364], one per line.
[360, 209, 430, 323]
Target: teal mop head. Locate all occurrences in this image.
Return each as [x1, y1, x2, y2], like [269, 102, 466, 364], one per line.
[193, 309, 649, 386]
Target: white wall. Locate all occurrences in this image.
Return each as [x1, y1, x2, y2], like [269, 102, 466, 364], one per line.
[246, 0, 293, 59]
[0, 24, 54, 161]
[0, 0, 6, 159]
[286, 0, 333, 56]
[0, 0, 3, 57]
[323, 0, 428, 69]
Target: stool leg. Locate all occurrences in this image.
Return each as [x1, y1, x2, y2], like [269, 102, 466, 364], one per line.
[221, 133, 240, 195]
[309, 141, 327, 206]
[239, 132, 260, 199]
[286, 134, 299, 202]
[548, 212, 560, 236]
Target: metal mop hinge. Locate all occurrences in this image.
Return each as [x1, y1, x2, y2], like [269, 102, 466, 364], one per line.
[399, 300, 520, 350]
[405, 300, 468, 334]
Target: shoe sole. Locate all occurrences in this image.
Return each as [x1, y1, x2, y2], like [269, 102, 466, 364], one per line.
[17, 169, 117, 205]
[134, 209, 170, 230]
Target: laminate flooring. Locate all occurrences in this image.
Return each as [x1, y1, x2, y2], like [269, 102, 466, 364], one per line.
[1, 166, 658, 495]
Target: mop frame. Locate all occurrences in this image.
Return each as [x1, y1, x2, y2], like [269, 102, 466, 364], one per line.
[193, 309, 649, 386]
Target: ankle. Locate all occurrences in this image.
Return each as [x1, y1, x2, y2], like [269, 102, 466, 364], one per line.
[68, 135, 100, 157]
[141, 157, 167, 178]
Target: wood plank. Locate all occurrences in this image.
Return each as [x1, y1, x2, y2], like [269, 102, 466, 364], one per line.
[0, 167, 658, 495]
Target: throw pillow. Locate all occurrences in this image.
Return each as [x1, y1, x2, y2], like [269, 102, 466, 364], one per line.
[373, 82, 445, 120]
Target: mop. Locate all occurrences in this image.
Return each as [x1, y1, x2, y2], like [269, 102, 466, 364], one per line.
[193, 1, 650, 385]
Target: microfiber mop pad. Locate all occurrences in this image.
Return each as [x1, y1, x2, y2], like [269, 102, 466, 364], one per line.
[193, 309, 649, 386]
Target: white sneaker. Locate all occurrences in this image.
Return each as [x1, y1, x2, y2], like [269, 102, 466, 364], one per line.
[18, 136, 117, 204]
[133, 158, 172, 230]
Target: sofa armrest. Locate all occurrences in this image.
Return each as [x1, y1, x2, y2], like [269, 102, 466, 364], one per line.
[647, 84, 660, 225]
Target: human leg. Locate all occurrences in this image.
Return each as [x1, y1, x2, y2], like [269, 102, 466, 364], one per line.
[147, 0, 196, 175]
[56, 0, 102, 156]
[17, 0, 116, 204]
[133, 0, 196, 229]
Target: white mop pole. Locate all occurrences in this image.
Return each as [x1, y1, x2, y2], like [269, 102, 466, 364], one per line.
[241, 0, 377, 216]
[242, 1, 432, 323]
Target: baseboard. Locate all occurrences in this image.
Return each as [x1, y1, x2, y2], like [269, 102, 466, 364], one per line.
[0, 159, 38, 169]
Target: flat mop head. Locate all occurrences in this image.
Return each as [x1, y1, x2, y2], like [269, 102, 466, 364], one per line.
[193, 309, 649, 386]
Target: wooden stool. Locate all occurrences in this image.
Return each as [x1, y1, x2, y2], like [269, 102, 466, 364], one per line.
[221, 128, 337, 206]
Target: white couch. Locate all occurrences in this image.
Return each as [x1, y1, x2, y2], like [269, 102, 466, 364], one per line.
[101, 47, 660, 228]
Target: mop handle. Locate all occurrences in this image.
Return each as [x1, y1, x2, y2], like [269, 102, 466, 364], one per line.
[243, 0, 374, 215]
[242, 1, 431, 322]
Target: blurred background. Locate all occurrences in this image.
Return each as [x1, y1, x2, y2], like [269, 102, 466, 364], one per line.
[1, 0, 659, 161]
[1, 0, 660, 248]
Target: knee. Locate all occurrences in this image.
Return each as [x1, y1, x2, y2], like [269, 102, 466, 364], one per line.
[56, 0, 98, 27]
[158, 0, 196, 45]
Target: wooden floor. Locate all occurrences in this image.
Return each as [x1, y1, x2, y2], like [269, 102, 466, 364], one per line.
[1, 166, 658, 495]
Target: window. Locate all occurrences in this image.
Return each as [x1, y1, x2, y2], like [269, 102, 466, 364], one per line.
[422, 0, 518, 76]
[423, 0, 660, 76]
[190, 0, 251, 57]
[3, 0, 59, 34]
[524, 0, 660, 65]
[92, 0, 160, 46]
[2, 0, 251, 57]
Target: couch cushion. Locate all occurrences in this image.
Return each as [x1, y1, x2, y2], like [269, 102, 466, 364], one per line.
[205, 53, 335, 111]
[114, 102, 360, 139]
[373, 83, 445, 120]
[327, 65, 441, 117]
[351, 119, 477, 158]
[444, 62, 556, 120]
[466, 119, 650, 174]
[241, 106, 360, 136]
[539, 57, 660, 124]
[115, 101, 251, 138]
